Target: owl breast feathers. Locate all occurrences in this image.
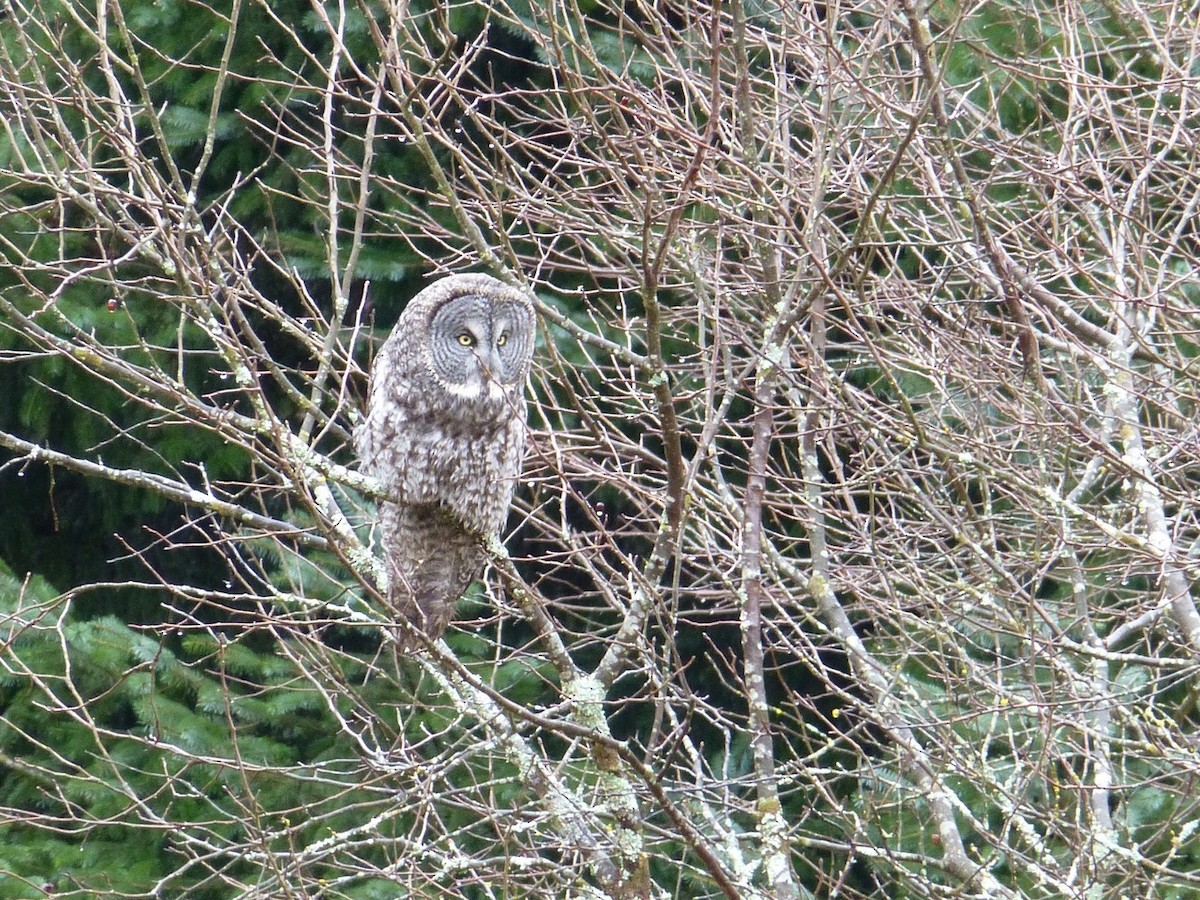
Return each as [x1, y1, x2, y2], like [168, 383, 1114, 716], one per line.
[355, 274, 535, 644]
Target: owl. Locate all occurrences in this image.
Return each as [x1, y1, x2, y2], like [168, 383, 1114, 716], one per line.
[355, 273, 535, 645]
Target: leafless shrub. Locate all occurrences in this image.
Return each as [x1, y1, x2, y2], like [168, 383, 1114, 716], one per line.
[2, 0, 1199, 897]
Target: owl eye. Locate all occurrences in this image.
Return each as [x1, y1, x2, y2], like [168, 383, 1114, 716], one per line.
[496, 332, 508, 348]
[457, 332, 476, 348]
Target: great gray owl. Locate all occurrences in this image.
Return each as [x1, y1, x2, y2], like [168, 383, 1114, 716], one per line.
[355, 274, 535, 644]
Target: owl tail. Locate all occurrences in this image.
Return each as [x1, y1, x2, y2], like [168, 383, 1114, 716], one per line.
[380, 503, 486, 648]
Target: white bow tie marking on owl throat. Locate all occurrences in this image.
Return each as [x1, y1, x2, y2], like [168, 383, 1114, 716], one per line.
[442, 372, 508, 402]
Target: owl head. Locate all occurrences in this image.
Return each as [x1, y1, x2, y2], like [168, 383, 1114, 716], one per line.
[406, 274, 535, 403]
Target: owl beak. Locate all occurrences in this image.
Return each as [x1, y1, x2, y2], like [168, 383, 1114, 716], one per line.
[477, 346, 505, 383]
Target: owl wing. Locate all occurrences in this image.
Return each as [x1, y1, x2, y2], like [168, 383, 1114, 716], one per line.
[354, 345, 419, 481]
[357, 342, 395, 463]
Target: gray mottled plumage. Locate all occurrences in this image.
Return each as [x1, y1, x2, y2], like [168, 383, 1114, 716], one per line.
[356, 274, 535, 644]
